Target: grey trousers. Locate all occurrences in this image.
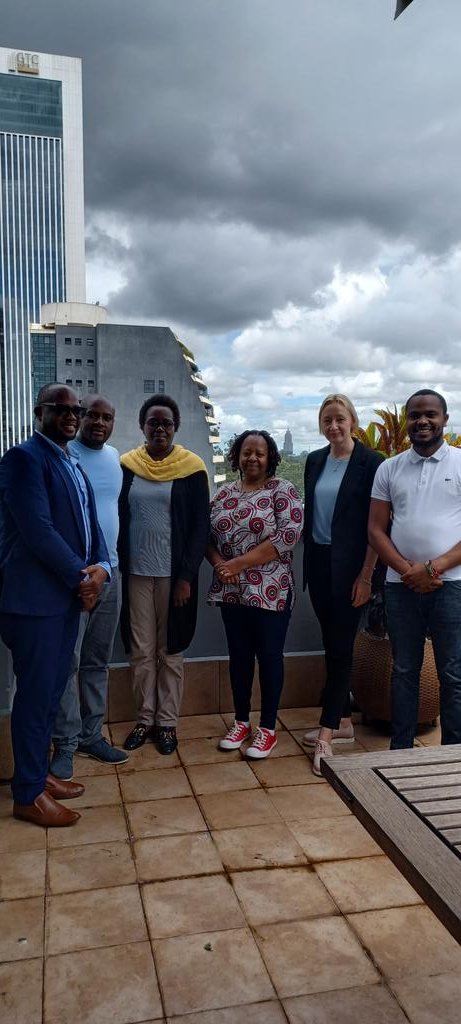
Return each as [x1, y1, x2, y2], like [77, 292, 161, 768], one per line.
[129, 574, 184, 728]
[53, 568, 122, 753]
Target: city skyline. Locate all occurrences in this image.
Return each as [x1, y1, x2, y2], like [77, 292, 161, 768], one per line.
[2, 3, 461, 451]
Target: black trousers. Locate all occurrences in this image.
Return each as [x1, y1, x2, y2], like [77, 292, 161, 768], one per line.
[221, 598, 292, 730]
[307, 545, 362, 730]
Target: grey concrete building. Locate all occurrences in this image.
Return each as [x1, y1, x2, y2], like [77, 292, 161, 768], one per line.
[31, 303, 226, 487]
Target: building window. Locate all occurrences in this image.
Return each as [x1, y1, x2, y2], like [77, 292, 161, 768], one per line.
[74, 337, 82, 346]
[65, 358, 72, 366]
[65, 378, 72, 385]
[65, 337, 72, 345]
[144, 379, 155, 392]
[158, 379, 165, 393]
[87, 338, 94, 346]
[87, 358, 94, 366]
[75, 379, 82, 386]
[75, 358, 82, 366]
[88, 379, 95, 389]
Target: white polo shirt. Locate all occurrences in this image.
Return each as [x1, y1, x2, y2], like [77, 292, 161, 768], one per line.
[371, 442, 461, 582]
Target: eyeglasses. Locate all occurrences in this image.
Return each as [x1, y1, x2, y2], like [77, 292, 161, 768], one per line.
[39, 403, 84, 417]
[82, 409, 114, 423]
[145, 418, 175, 429]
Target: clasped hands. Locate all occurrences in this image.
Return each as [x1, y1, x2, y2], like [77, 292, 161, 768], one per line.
[215, 559, 241, 586]
[400, 561, 443, 593]
[79, 565, 109, 611]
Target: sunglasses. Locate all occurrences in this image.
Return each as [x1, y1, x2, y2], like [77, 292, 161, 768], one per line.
[39, 403, 84, 418]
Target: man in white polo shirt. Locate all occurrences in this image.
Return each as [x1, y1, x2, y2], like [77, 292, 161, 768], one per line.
[369, 389, 461, 749]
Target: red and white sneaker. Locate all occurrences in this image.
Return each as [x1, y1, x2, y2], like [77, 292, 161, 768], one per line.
[219, 721, 252, 750]
[246, 727, 277, 759]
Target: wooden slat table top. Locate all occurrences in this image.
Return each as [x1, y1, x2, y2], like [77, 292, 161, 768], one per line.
[321, 744, 461, 943]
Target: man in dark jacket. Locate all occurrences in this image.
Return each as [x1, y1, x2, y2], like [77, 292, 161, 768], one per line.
[0, 383, 109, 826]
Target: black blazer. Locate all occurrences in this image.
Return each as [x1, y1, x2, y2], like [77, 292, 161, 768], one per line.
[303, 439, 383, 599]
[118, 467, 210, 655]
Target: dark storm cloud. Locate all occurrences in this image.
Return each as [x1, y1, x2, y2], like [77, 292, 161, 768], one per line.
[3, 0, 461, 336]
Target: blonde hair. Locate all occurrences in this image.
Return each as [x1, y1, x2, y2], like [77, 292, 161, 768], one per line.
[318, 394, 359, 433]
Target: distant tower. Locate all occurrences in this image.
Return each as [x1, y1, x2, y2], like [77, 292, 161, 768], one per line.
[282, 427, 293, 456]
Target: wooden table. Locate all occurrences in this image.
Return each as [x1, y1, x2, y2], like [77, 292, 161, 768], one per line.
[321, 744, 461, 943]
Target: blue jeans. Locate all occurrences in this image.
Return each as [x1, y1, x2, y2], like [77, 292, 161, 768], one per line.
[385, 582, 461, 749]
[53, 568, 122, 753]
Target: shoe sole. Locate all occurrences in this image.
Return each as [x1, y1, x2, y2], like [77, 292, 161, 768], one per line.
[219, 740, 247, 750]
[49, 774, 73, 782]
[76, 751, 129, 765]
[246, 744, 277, 759]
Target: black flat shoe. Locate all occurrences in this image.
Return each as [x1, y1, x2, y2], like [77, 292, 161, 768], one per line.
[157, 726, 178, 755]
[124, 724, 151, 750]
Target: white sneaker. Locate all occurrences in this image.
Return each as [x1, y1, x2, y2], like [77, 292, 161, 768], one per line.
[313, 739, 333, 777]
[303, 723, 355, 748]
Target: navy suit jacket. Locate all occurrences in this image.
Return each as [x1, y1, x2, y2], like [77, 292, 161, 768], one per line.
[0, 432, 109, 616]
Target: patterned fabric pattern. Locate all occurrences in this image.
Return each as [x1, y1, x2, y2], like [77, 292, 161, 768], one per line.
[208, 477, 304, 611]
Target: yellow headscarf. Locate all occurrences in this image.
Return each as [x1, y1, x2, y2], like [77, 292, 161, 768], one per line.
[120, 444, 207, 482]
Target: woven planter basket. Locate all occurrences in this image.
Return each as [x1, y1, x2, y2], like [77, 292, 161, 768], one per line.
[351, 630, 440, 724]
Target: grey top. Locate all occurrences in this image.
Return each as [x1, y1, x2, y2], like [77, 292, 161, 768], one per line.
[128, 475, 173, 576]
[312, 454, 350, 545]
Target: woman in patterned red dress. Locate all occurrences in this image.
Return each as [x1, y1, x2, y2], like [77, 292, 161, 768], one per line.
[207, 430, 304, 758]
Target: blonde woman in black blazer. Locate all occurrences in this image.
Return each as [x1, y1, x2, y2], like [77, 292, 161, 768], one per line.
[303, 394, 383, 774]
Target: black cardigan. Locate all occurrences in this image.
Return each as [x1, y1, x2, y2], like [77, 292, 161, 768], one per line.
[118, 467, 210, 655]
[303, 439, 383, 599]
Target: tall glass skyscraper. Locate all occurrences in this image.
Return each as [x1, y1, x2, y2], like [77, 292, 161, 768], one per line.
[0, 47, 85, 452]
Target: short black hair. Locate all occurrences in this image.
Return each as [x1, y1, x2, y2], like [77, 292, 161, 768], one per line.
[138, 394, 180, 430]
[35, 382, 73, 408]
[405, 389, 447, 415]
[228, 430, 281, 478]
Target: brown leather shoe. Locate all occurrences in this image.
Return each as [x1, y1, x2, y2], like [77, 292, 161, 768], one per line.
[45, 774, 85, 800]
[13, 790, 81, 827]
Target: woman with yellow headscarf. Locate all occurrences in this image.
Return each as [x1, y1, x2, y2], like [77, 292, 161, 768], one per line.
[118, 394, 209, 755]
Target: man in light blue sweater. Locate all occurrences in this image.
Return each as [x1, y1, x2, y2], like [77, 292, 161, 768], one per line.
[50, 395, 127, 778]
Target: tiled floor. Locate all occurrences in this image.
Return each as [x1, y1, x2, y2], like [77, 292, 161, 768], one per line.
[1, 710, 461, 1024]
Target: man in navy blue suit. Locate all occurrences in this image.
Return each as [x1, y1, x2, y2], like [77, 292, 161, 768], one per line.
[0, 383, 110, 827]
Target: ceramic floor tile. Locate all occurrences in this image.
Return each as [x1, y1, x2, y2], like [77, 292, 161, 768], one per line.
[199, 789, 281, 830]
[0, 783, 12, 816]
[250, 755, 320, 788]
[48, 840, 136, 894]
[46, 884, 147, 954]
[117, 743, 180, 772]
[390, 972, 461, 1024]
[120, 766, 192, 803]
[44, 941, 163, 1024]
[154, 927, 274, 1016]
[0, 815, 47, 853]
[134, 832, 223, 882]
[187, 761, 260, 795]
[178, 737, 241, 765]
[167, 1002, 286, 1023]
[0, 958, 43, 1024]
[177, 714, 227, 739]
[277, 708, 322, 730]
[143, 873, 244, 938]
[348, 905, 461, 980]
[212, 823, 307, 871]
[126, 796, 206, 838]
[263, 731, 305, 757]
[352, 726, 391, 751]
[316, 856, 422, 913]
[221, 711, 263, 730]
[255, 917, 378, 998]
[415, 722, 441, 747]
[47, 804, 128, 849]
[108, 720, 135, 745]
[0, 896, 44, 962]
[73, 755, 116, 777]
[231, 866, 336, 926]
[267, 784, 351, 822]
[288, 816, 381, 861]
[0, 849, 46, 899]
[63, 773, 121, 808]
[283, 985, 407, 1024]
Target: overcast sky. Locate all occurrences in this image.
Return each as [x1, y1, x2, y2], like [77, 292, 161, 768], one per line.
[4, 0, 461, 450]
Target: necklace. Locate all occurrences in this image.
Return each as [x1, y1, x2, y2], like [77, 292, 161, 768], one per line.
[329, 453, 350, 473]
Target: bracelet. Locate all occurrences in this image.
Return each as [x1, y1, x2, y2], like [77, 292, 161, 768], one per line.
[424, 560, 441, 579]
